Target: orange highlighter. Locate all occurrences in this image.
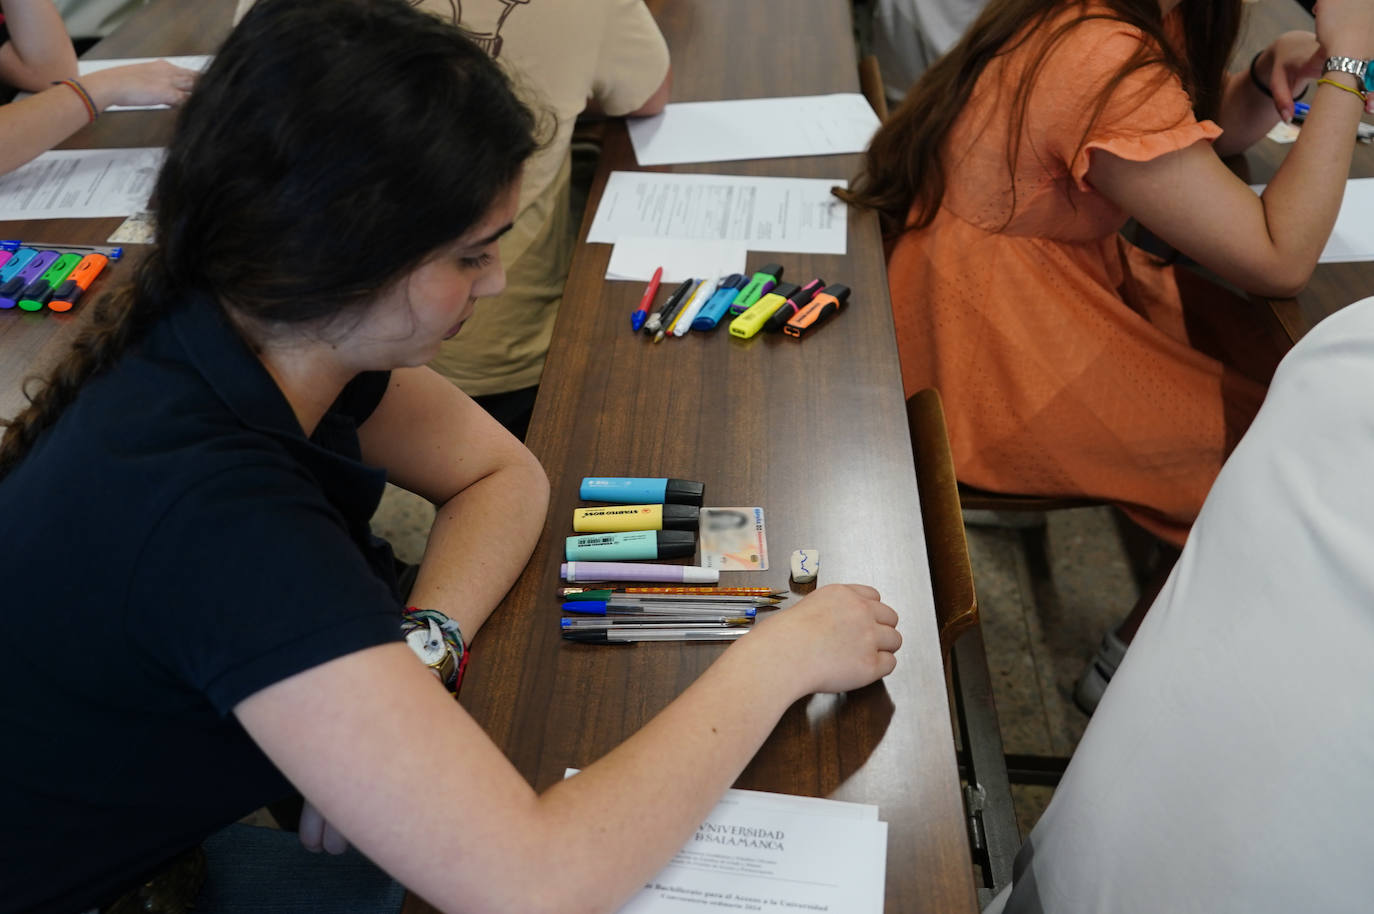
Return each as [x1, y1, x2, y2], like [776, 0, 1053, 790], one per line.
[784, 283, 850, 338]
[48, 252, 110, 312]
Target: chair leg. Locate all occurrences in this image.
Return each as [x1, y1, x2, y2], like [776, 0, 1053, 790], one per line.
[951, 626, 1020, 899]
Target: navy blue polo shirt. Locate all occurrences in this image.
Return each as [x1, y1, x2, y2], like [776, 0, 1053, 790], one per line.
[0, 297, 403, 914]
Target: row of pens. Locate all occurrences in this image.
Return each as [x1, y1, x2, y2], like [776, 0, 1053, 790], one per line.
[631, 262, 850, 342]
[559, 585, 783, 644]
[0, 241, 119, 312]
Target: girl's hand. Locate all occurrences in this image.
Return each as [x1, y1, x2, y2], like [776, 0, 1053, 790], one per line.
[1259, 31, 1325, 123]
[299, 800, 350, 855]
[748, 583, 901, 696]
[82, 60, 197, 111]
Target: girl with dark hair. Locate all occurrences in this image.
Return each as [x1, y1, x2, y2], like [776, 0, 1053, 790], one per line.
[0, 2, 900, 912]
[840, 0, 1374, 549]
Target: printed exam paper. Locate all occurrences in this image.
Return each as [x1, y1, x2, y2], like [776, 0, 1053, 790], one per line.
[0, 148, 165, 220]
[587, 172, 849, 256]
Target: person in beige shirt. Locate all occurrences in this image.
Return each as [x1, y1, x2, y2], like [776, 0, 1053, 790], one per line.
[237, 0, 671, 438]
[421, 0, 671, 437]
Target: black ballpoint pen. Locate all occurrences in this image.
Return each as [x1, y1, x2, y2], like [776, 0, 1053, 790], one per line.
[644, 277, 692, 335]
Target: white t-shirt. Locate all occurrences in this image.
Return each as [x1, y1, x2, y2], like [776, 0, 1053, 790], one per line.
[987, 296, 1374, 913]
[872, 0, 985, 101]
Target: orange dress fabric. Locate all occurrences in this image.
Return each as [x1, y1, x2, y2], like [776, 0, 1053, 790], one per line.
[888, 6, 1281, 546]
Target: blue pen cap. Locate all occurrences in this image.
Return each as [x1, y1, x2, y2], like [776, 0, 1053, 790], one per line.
[579, 477, 705, 506]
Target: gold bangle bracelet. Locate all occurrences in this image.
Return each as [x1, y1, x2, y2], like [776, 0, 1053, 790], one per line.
[1317, 77, 1367, 102]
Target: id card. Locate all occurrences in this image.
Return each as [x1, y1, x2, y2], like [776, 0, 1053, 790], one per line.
[699, 507, 768, 571]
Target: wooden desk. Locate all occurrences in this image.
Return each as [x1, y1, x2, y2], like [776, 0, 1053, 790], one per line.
[1, 2, 976, 910]
[0, 0, 230, 423]
[450, 2, 977, 913]
[1234, 0, 1374, 341]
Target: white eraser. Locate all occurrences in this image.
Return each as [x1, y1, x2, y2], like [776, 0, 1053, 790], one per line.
[790, 549, 819, 584]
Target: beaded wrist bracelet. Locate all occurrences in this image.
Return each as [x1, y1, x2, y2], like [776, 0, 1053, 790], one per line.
[52, 78, 98, 122]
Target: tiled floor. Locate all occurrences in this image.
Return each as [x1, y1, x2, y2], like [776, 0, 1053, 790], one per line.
[965, 507, 1140, 836]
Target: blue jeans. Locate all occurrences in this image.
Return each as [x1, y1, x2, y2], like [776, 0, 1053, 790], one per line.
[195, 824, 406, 913]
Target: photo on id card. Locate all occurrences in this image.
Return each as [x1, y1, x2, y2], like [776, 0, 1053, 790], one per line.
[698, 507, 768, 571]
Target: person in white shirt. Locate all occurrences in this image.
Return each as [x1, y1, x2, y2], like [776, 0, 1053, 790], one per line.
[987, 296, 1374, 913]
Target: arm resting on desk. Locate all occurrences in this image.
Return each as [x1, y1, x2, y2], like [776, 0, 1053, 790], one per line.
[358, 366, 549, 638]
[235, 584, 899, 914]
[0, 0, 77, 90]
[1089, 78, 1365, 298]
[1088, 4, 1374, 298]
[0, 61, 196, 176]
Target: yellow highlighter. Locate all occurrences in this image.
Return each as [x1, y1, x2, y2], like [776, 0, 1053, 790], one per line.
[573, 503, 701, 533]
[728, 281, 800, 339]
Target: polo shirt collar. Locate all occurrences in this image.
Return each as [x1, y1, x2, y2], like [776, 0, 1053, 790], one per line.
[167, 295, 306, 440]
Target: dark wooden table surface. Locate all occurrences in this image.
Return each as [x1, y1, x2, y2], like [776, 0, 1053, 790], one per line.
[1235, 0, 1374, 341]
[452, 2, 976, 913]
[0, 0, 229, 423]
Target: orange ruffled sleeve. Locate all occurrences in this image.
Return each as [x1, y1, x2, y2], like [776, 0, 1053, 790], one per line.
[1024, 15, 1222, 191]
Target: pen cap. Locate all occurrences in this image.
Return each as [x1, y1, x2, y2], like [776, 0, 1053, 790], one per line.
[755, 263, 783, 280]
[817, 283, 850, 305]
[579, 476, 705, 506]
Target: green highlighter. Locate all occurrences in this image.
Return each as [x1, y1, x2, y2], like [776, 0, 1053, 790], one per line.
[728, 263, 783, 316]
[17, 252, 82, 311]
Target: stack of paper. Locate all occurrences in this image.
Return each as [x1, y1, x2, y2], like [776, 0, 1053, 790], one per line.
[627, 94, 881, 167]
[565, 771, 888, 912]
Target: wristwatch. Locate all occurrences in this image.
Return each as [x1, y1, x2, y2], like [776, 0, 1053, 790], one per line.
[1322, 56, 1374, 94]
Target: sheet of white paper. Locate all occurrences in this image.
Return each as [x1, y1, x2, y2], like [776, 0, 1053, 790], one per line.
[1251, 178, 1374, 263]
[627, 94, 881, 166]
[0, 148, 164, 220]
[605, 237, 748, 283]
[618, 800, 887, 912]
[588, 172, 848, 256]
[563, 770, 879, 821]
[14, 57, 212, 110]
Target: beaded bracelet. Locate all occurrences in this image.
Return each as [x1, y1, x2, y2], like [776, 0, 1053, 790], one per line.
[52, 78, 98, 122]
[1317, 76, 1367, 102]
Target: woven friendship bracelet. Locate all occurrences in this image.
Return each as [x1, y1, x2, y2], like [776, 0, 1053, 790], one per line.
[1317, 76, 1367, 102]
[402, 606, 468, 697]
[52, 78, 98, 122]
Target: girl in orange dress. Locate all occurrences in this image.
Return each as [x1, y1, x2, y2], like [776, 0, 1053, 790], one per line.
[842, 0, 1374, 547]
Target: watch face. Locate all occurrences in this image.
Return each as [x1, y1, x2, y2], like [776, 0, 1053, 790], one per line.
[1366, 67, 1374, 94]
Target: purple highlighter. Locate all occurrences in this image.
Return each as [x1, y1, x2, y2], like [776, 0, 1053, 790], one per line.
[0, 249, 59, 309]
[561, 562, 719, 584]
